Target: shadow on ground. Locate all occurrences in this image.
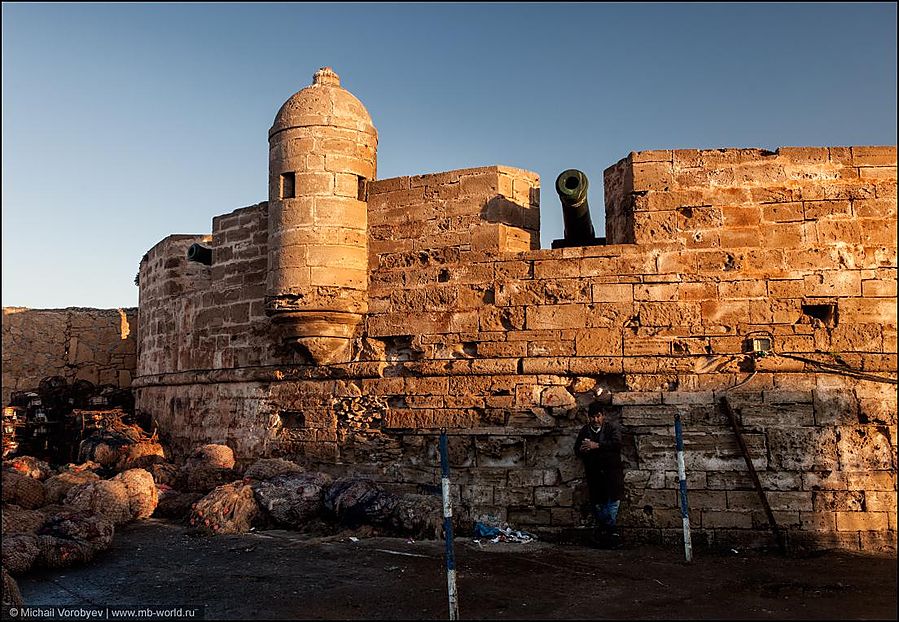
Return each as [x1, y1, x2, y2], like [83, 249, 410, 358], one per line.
[9, 519, 898, 620]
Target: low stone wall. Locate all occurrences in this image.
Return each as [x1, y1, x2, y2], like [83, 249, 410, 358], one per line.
[1, 307, 138, 405]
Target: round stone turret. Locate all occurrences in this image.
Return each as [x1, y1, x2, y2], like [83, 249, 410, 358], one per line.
[266, 67, 377, 364]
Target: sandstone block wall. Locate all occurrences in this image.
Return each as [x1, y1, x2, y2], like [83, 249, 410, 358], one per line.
[134, 147, 897, 552]
[2, 306, 138, 405]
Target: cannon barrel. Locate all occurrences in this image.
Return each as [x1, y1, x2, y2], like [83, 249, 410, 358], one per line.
[186, 243, 213, 265]
[555, 169, 595, 242]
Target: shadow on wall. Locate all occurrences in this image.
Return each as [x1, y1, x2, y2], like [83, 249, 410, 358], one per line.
[612, 382, 896, 554]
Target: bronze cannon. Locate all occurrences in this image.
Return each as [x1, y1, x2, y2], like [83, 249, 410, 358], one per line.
[186, 243, 213, 265]
[552, 169, 602, 248]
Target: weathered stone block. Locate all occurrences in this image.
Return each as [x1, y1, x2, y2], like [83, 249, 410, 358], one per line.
[838, 426, 895, 471]
[474, 437, 525, 468]
[836, 511, 889, 532]
[702, 510, 753, 529]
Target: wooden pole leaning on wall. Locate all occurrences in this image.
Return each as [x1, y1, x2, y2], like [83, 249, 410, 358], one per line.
[438, 429, 460, 620]
[674, 413, 693, 562]
[719, 396, 787, 555]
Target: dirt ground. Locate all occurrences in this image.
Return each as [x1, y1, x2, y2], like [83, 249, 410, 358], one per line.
[8, 519, 897, 620]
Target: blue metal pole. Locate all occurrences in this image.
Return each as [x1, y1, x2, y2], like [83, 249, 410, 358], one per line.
[674, 413, 693, 562]
[438, 430, 459, 620]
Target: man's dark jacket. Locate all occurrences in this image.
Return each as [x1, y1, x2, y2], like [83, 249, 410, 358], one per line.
[574, 420, 625, 503]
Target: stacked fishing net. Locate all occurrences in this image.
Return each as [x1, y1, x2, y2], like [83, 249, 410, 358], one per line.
[318, 477, 440, 538]
[188, 482, 262, 535]
[1, 470, 47, 510]
[388, 494, 442, 538]
[243, 458, 304, 481]
[2, 533, 41, 574]
[169, 451, 445, 539]
[138, 444, 237, 521]
[4, 456, 54, 481]
[2, 567, 23, 607]
[148, 462, 179, 487]
[33, 509, 116, 569]
[324, 477, 398, 527]
[252, 472, 333, 529]
[177, 444, 237, 494]
[78, 420, 165, 473]
[154, 489, 203, 519]
[44, 468, 103, 504]
[1, 453, 161, 588]
[65, 468, 158, 525]
[2, 506, 116, 575]
[1, 505, 46, 535]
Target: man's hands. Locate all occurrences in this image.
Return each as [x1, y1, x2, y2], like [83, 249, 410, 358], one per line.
[580, 439, 600, 451]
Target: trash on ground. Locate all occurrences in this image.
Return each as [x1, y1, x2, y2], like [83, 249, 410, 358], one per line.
[473, 521, 536, 543]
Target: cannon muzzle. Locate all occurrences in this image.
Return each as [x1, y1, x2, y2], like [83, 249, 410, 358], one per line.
[186, 243, 213, 265]
[555, 169, 596, 243]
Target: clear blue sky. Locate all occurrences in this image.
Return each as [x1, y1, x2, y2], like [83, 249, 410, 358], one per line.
[2, 2, 896, 309]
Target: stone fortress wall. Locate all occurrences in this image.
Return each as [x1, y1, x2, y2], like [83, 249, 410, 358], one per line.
[134, 130, 897, 551]
[1, 307, 138, 405]
[5, 68, 894, 552]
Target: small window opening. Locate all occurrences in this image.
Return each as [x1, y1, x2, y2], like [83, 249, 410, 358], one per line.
[281, 172, 296, 199]
[802, 303, 838, 327]
[357, 176, 368, 201]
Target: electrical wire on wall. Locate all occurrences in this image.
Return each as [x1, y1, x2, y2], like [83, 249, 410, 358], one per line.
[739, 329, 898, 386]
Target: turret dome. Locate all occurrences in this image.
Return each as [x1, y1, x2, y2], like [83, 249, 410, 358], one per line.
[269, 67, 375, 138]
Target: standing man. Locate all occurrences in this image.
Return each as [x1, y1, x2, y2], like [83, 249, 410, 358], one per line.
[575, 402, 625, 548]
